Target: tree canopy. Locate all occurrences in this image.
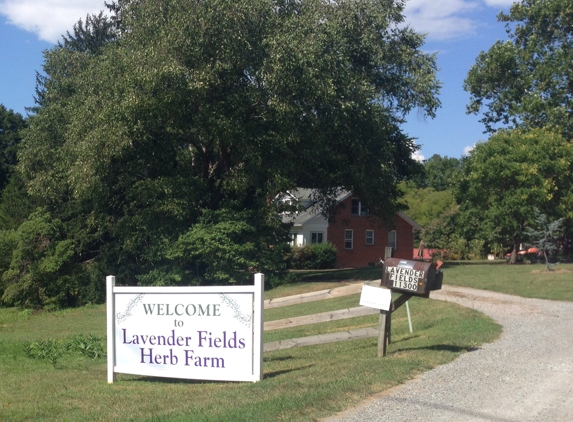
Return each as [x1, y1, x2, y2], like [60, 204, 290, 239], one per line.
[399, 181, 456, 228]
[464, 0, 573, 137]
[5, 0, 440, 307]
[455, 128, 573, 262]
[0, 105, 26, 192]
[420, 154, 461, 191]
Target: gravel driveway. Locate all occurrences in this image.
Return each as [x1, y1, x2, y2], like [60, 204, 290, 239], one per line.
[325, 284, 573, 422]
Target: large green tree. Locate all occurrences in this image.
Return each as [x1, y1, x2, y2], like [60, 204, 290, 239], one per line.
[399, 154, 460, 231]
[0, 105, 26, 192]
[422, 154, 462, 191]
[10, 0, 440, 306]
[399, 181, 456, 228]
[0, 106, 33, 233]
[456, 128, 573, 263]
[464, 0, 573, 137]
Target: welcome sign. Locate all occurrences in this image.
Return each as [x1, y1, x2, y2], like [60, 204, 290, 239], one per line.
[106, 274, 264, 383]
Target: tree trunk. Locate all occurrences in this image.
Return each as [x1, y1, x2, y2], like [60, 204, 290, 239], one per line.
[510, 243, 518, 264]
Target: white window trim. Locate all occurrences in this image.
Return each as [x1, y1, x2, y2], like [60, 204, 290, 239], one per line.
[344, 229, 354, 250]
[365, 230, 374, 245]
[388, 230, 397, 250]
[351, 199, 368, 216]
[289, 232, 296, 246]
[311, 232, 324, 244]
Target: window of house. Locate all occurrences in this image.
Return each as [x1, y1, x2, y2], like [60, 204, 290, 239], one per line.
[351, 199, 368, 216]
[388, 230, 397, 250]
[365, 230, 374, 245]
[311, 232, 324, 244]
[344, 230, 353, 249]
[289, 232, 296, 246]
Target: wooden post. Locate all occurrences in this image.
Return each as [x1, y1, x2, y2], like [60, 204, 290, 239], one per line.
[378, 292, 419, 357]
[386, 310, 392, 345]
[377, 309, 390, 357]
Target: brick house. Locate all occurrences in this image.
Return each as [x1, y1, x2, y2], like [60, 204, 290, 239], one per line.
[283, 190, 421, 268]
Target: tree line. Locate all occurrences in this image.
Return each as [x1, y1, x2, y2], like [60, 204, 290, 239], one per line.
[407, 0, 573, 263]
[0, 0, 440, 308]
[1, 0, 572, 309]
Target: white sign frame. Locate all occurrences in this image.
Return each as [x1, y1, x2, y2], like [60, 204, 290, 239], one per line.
[359, 284, 392, 311]
[106, 274, 264, 383]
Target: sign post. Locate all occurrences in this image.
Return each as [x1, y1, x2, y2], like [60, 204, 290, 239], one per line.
[359, 283, 393, 357]
[106, 274, 264, 383]
[361, 259, 443, 357]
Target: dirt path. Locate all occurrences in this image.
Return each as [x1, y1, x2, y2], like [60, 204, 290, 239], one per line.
[324, 284, 573, 422]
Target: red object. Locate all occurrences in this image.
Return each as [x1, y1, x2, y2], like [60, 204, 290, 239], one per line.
[412, 248, 441, 260]
[517, 247, 540, 255]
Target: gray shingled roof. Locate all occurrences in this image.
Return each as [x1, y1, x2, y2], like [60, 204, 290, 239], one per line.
[281, 189, 421, 230]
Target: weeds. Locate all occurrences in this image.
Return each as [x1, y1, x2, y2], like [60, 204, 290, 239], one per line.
[23, 334, 105, 367]
[66, 334, 105, 359]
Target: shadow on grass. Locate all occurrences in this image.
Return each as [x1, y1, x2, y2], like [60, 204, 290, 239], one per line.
[118, 363, 314, 383]
[439, 260, 507, 269]
[391, 344, 481, 354]
[264, 355, 294, 362]
[264, 364, 315, 379]
[122, 375, 214, 384]
[294, 267, 381, 282]
[393, 333, 422, 342]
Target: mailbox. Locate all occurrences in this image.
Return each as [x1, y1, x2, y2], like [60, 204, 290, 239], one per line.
[381, 258, 443, 296]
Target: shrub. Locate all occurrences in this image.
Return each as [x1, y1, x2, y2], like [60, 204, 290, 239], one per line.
[23, 334, 106, 367]
[0, 209, 80, 309]
[289, 243, 337, 269]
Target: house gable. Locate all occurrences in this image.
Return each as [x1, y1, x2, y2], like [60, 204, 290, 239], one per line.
[281, 190, 328, 247]
[327, 195, 418, 268]
[282, 190, 420, 264]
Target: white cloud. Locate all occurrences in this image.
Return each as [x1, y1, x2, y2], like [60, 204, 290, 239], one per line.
[412, 150, 425, 162]
[483, 0, 515, 6]
[404, 0, 479, 40]
[1, 0, 517, 45]
[403, 0, 513, 41]
[0, 0, 105, 43]
[462, 144, 475, 156]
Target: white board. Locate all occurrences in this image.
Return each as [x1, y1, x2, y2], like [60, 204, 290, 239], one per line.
[359, 284, 392, 311]
[107, 274, 264, 383]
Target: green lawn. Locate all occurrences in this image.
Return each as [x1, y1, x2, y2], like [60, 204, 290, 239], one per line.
[293, 261, 573, 302]
[441, 262, 573, 301]
[0, 282, 501, 422]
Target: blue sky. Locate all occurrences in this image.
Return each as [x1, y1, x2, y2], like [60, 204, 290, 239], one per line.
[0, 0, 515, 159]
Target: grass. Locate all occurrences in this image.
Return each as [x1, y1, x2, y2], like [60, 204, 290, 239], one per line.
[291, 267, 381, 283]
[264, 281, 357, 301]
[0, 283, 501, 422]
[441, 262, 573, 301]
[292, 261, 573, 302]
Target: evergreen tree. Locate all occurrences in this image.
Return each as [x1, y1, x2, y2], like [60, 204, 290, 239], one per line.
[524, 208, 564, 270]
[0, 105, 26, 191]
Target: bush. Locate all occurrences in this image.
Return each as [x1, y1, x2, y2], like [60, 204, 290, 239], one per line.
[289, 243, 337, 270]
[264, 271, 297, 290]
[0, 209, 81, 309]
